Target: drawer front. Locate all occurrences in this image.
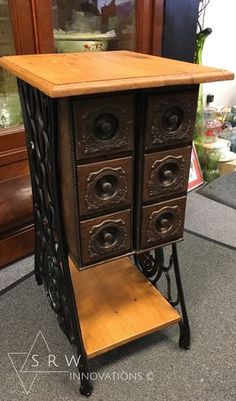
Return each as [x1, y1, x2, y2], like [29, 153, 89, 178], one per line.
[145, 89, 198, 149]
[74, 94, 134, 159]
[143, 146, 191, 202]
[80, 210, 131, 265]
[78, 157, 133, 217]
[141, 197, 186, 249]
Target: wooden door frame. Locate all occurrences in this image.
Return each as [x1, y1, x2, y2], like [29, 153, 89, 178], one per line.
[136, 0, 164, 55]
[8, 0, 54, 54]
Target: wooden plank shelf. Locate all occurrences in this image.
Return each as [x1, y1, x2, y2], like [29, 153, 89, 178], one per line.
[69, 257, 181, 359]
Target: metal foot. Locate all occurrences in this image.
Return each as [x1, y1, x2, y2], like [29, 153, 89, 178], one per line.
[179, 321, 191, 350]
[35, 272, 43, 285]
[79, 381, 93, 397]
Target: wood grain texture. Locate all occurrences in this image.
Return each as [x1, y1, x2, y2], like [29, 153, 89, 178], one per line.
[8, 0, 37, 54]
[78, 157, 133, 217]
[0, 160, 29, 182]
[57, 99, 81, 266]
[73, 93, 134, 159]
[0, 175, 33, 235]
[0, 225, 34, 268]
[145, 87, 198, 149]
[152, 0, 164, 56]
[143, 146, 192, 202]
[136, 0, 153, 54]
[8, 0, 54, 55]
[80, 209, 132, 265]
[141, 196, 186, 249]
[0, 51, 233, 98]
[69, 256, 181, 358]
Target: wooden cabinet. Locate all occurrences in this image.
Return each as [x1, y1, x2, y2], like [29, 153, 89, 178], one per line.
[0, 50, 232, 396]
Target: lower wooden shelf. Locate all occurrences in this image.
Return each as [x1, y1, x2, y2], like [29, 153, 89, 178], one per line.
[69, 256, 181, 359]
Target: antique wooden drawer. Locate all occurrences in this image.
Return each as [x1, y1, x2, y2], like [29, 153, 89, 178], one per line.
[73, 94, 134, 159]
[143, 146, 191, 202]
[78, 157, 133, 217]
[80, 210, 132, 265]
[141, 197, 186, 249]
[145, 88, 198, 150]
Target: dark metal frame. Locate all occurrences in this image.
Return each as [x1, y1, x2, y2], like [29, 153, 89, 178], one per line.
[17, 80, 93, 396]
[17, 79, 190, 397]
[134, 243, 190, 349]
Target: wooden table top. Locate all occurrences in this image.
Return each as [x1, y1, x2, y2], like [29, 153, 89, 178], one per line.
[0, 51, 234, 98]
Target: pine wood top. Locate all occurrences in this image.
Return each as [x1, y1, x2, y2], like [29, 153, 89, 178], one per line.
[0, 51, 234, 98]
[69, 256, 180, 359]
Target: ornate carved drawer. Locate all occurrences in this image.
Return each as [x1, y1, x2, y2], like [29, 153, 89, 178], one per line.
[143, 146, 191, 202]
[141, 197, 186, 249]
[80, 210, 132, 265]
[78, 157, 133, 217]
[73, 94, 134, 160]
[145, 88, 198, 150]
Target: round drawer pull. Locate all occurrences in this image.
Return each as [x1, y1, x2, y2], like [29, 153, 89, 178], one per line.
[101, 181, 113, 193]
[97, 226, 120, 248]
[168, 114, 179, 126]
[95, 174, 118, 200]
[102, 231, 114, 245]
[156, 212, 174, 233]
[100, 121, 112, 135]
[160, 218, 170, 228]
[93, 113, 118, 142]
[163, 169, 173, 180]
[158, 162, 179, 186]
[88, 219, 127, 258]
[163, 106, 183, 131]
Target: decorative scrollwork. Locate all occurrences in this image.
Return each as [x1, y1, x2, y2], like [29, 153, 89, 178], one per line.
[80, 104, 131, 154]
[148, 96, 195, 146]
[148, 155, 186, 196]
[88, 219, 127, 258]
[18, 81, 71, 337]
[86, 167, 128, 210]
[134, 249, 179, 306]
[147, 206, 181, 244]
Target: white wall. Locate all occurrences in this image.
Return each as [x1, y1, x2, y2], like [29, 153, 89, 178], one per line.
[202, 0, 236, 107]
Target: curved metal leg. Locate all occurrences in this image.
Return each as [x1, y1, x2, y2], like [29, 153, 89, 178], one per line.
[172, 243, 191, 350]
[134, 243, 191, 350]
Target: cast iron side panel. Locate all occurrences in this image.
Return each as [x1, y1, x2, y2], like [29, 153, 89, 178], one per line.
[18, 80, 92, 395]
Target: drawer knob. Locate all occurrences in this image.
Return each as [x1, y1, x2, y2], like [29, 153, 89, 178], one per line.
[160, 218, 170, 228]
[156, 212, 174, 233]
[168, 114, 179, 127]
[93, 113, 118, 141]
[97, 226, 121, 248]
[95, 174, 118, 199]
[103, 230, 114, 245]
[101, 181, 113, 193]
[163, 169, 173, 180]
[88, 219, 127, 258]
[163, 107, 183, 131]
[100, 121, 112, 134]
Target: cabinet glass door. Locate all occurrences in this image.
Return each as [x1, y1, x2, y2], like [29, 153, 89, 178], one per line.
[0, 0, 22, 128]
[52, 0, 136, 53]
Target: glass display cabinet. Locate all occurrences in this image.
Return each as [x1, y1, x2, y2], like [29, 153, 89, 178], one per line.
[0, 1, 22, 128]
